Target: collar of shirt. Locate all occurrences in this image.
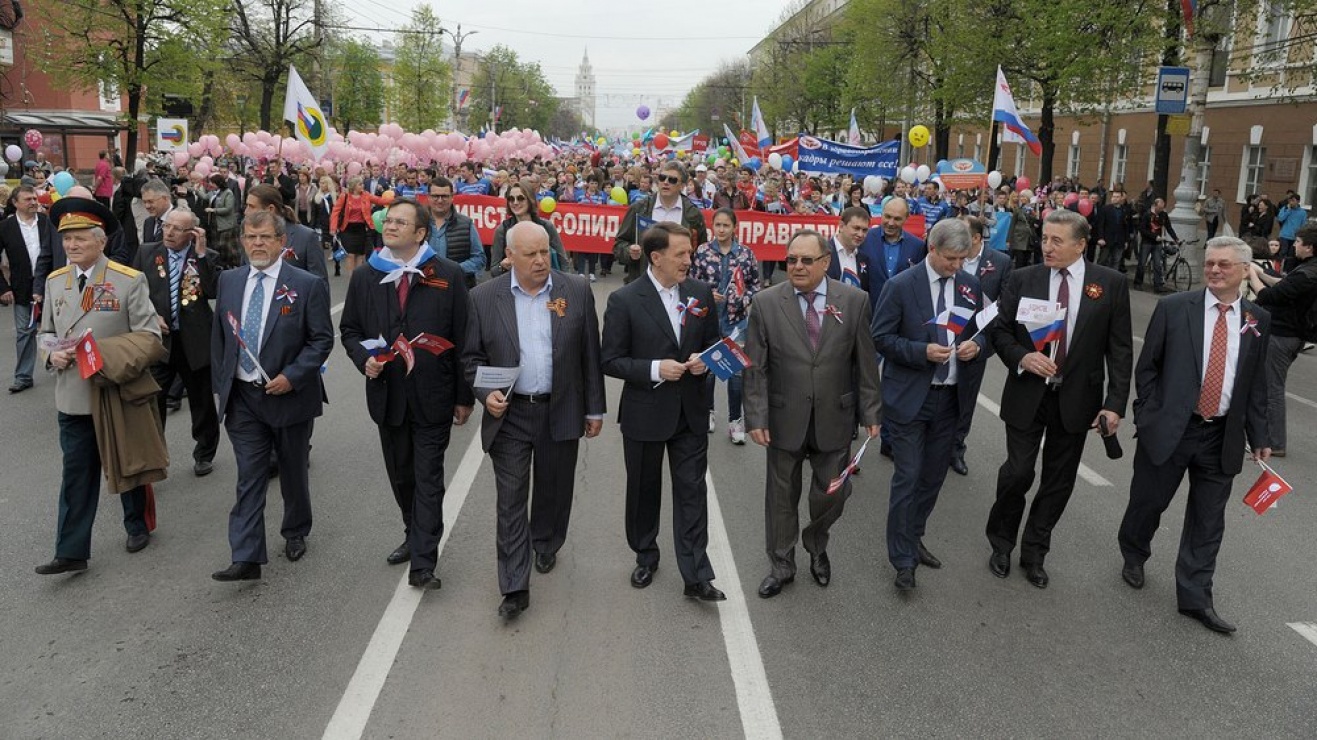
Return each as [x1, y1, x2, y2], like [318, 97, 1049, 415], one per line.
[795, 279, 828, 302]
[510, 271, 553, 299]
[1205, 290, 1242, 316]
[834, 236, 858, 258]
[646, 267, 679, 301]
[924, 258, 948, 287]
[963, 253, 982, 275]
[16, 213, 38, 228]
[1052, 258, 1086, 286]
[249, 259, 282, 283]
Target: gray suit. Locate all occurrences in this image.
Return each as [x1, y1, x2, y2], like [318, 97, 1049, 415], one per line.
[463, 270, 606, 595]
[743, 278, 881, 580]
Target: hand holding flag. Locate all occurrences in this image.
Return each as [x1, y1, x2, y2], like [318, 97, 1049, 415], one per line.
[75, 328, 104, 380]
[827, 437, 871, 495]
[1243, 459, 1292, 514]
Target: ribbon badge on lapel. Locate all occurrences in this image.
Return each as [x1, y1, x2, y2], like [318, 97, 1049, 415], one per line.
[824, 304, 844, 324]
[419, 265, 448, 290]
[980, 260, 996, 276]
[546, 297, 567, 317]
[1084, 282, 1103, 300]
[276, 284, 297, 315]
[675, 297, 707, 326]
[959, 284, 978, 306]
[1241, 312, 1261, 337]
[280, 245, 297, 263]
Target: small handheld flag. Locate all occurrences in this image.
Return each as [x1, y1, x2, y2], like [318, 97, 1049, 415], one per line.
[1243, 460, 1291, 514]
[827, 437, 871, 495]
[75, 328, 104, 380]
[699, 336, 753, 381]
[225, 311, 273, 383]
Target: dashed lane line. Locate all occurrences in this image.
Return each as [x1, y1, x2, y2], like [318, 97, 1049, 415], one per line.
[975, 394, 1113, 487]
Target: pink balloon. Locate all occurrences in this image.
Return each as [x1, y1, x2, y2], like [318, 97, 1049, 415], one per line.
[346, 161, 363, 177]
[225, 134, 241, 149]
[1015, 176, 1032, 193]
[199, 155, 214, 167]
[172, 151, 189, 168]
[1064, 192, 1079, 207]
[1077, 198, 1094, 217]
[194, 162, 212, 178]
[187, 142, 204, 158]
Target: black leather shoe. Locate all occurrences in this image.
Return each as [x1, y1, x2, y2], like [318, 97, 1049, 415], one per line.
[1122, 562, 1145, 589]
[126, 533, 150, 553]
[165, 397, 182, 411]
[1179, 607, 1237, 634]
[8, 382, 32, 393]
[758, 574, 793, 598]
[408, 569, 441, 590]
[193, 460, 214, 477]
[809, 552, 831, 586]
[950, 454, 968, 476]
[630, 564, 656, 589]
[989, 550, 1010, 578]
[386, 542, 410, 565]
[684, 581, 726, 601]
[285, 536, 306, 562]
[534, 551, 556, 574]
[35, 558, 88, 575]
[498, 591, 529, 619]
[1024, 562, 1049, 589]
[879, 443, 893, 459]
[917, 542, 942, 569]
[212, 562, 261, 581]
[894, 568, 916, 591]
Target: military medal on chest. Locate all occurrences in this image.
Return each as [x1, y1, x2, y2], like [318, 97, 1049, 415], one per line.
[180, 258, 200, 306]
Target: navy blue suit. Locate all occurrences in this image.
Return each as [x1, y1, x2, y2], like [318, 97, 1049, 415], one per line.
[211, 261, 333, 564]
[952, 248, 1013, 456]
[826, 237, 872, 296]
[860, 229, 926, 313]
[872, 260, 987, 570]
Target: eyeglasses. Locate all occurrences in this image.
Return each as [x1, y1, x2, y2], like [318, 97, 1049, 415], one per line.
[1203, 260, 1240, 269]
[656, 175, 681, 185]
[507, 195, 528, 204]
[241, 234, 280, 243]
[785, 255, 827, 266]
[382, 217, 414, 228]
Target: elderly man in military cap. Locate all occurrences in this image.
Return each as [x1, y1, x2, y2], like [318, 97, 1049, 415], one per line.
[34, 197, 162, 575]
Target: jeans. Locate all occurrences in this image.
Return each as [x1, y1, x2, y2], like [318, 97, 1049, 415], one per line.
[1134, 236, 1163, 287]
[574, 252, 598, 275]
[12, 302, 36, 385]
[706, 373, 743, 422]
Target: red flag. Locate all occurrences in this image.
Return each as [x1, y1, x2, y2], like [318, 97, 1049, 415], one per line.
[392, 333, 415, 375]
[76, 330, 104, 379]
[1243, 463, 1292, 514]
[410, 332, 454, 356]
[738, 129, 761, 159]
[730, 266, 746, 299]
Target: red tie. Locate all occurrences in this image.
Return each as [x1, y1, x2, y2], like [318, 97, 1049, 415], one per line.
[397, 275, 410, 312]
[802, 291, 821, 350]
[1054, 269, 1070, 371]
[1197, 304, 1231, 418]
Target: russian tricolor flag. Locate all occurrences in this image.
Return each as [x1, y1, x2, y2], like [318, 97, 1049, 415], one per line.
[1028, 315, 1066, 351]
[993, 66, 1042, 157]
[927, 306, 976, 336]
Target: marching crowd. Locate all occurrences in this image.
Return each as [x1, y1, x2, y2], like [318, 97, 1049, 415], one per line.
[2, 146, 1313, 631]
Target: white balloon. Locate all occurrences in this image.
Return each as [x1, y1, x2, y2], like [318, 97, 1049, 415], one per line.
[863, 175, 879, 194]
[768, 152, 783, 170]
[987, 170, 1003, 189]
[916, 164, 931, 182]
[900, 166, 917, 185]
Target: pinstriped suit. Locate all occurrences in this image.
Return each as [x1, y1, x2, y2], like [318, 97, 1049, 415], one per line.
[463, 270, 605, 595]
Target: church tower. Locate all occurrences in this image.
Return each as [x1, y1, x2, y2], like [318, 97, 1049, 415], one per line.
[575, 49, 596, 129]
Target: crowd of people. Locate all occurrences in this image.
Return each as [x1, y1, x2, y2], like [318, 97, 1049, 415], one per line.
[1, 143, 1312, 633]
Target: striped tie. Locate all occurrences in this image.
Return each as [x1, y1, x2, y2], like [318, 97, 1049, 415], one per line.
[168, 250, 183, 328]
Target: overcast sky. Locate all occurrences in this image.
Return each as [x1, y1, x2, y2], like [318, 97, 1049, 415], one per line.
[335, 0, 797, 132]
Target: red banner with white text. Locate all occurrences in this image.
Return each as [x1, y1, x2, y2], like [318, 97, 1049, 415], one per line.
[453, 195, 925, 261]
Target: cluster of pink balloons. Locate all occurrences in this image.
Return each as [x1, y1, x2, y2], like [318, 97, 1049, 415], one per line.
[175, 124, 556, 173]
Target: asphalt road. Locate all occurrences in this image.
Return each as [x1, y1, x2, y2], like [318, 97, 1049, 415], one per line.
[0, 271, 1314, 739]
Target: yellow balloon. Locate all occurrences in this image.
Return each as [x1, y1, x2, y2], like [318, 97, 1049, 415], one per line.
[730, 158, 739, 167]
[632, 147, 642, 156]
[908, 125, 930, 149]
[539, 196, 557, 214]
[670, 129, 679, 137]
[49, 191, 61, 202]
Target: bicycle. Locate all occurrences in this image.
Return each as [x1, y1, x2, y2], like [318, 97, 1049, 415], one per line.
[1160, 238, 1199, 292]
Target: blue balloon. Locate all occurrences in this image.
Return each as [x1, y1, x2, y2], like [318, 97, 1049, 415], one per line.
[52, 171, 76, 196]
[781, 155, 794, 172]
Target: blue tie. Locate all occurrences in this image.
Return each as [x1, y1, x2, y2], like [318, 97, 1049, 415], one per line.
[168, 250, 184, 328]
[240, 273, 265, 374]
[934, 277, 950, 383]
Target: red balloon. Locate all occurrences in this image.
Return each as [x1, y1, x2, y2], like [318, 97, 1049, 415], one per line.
[653, 133, 670, 149]
[1077, 199, 1094, 217]
[1015, 176, 1032, 193]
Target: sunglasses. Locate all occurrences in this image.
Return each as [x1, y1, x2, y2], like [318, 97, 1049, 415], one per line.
[507, 195, 528, 203]
[656, 175, 681, 185]
[785, 255, 827, 266]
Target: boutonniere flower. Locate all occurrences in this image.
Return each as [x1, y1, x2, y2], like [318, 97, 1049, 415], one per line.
[1084, 283, 1103, 300]
[675, 297, 708, 325]
[980, 260, 997, 275]
[280, 245, 297, 262]
[275, 284, 298, 305]
[959, 284, 978, 306]
[546, 297, 567, 317]
[824, 304, 844, 324]
[1241, 311, 1261, 337]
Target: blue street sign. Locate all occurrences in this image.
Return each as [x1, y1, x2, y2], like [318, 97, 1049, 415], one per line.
[1155, 66, 1191, 115]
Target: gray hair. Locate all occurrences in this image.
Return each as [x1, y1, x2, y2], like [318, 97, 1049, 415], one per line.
[140, 179, 171, 199]
[1044, 208, 1090, 243]
[928, 218, 972, 255]
[165, 208, 199, 230]
[243, 210, 286, 237]
[1205, 236, 1251, 265]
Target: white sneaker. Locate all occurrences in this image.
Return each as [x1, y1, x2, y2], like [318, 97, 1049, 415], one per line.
[589, 273, 597, 283]
[708, 411, 716, 433]
[728, 418, 746, 445]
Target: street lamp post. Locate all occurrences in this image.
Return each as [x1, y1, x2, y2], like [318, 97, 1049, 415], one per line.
[1168, 2, 1226, 274]
[441, 24, 477, 131]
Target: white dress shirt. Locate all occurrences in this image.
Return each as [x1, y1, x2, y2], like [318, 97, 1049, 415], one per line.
[833, 237, 859, 280]
[236, 260, 282, 382]
[17, 213, 41, 269]
[510, 272, 554, 395]
[651, 196, 684, 225]
[925, 259, 959, 385]
[647, 267, 683, 382]
[794, 277, 828, 320]
[962, 251, 982, 279]
[1202, 290, 1242, 416]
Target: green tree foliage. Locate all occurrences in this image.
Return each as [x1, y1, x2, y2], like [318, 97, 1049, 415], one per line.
[467, 45, 558, 133]
[670, 61, 751, 137]
[388, 5, 451, 132]
[325, 39, 384, 134]
[31, 0, 230, 162]
[230, 0, 322, 131]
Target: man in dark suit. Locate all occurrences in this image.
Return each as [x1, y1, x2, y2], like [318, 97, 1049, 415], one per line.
[0, 185, 53, 392]
[1094, 189, 1133, 271]
[245, 184, 328, 283]
[873, 219, 987, 591]
[133, 209, 220, 476]
[948, 215, 1013, 475]
[985, 209, 1133, 588]
[743, 229, 881, 598]
[140, 179, 176, 247]
[339, 198, 474, 590]
[110, 167, 140, 260]
[209, 211, 333, 582]
[859, 197, 926, 314]
[612, 161, 708, 285]
[1118, 238, 1271, 634]
[601, 221, 725, 601]
[827, 206, 873, 297]
[462, 221, 606, 617]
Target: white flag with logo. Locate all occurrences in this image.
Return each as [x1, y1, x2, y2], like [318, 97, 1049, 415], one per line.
[282, 64, 329, 160]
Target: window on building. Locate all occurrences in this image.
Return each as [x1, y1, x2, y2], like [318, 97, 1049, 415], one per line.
[1257, 1, 1291, 65]
[1305, 146, 1317, 209]
[1239, 145, 1266, 200]
[1198, 145, 1212, 198]
[1067, 144, 1081, 179]
[974, 143, 982, 162]
[1112, 144, 1128, 189]
[1014, 146, 1026, 179]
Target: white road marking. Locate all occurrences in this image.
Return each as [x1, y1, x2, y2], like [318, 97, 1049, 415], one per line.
[975, 394, 1112, 487]
[704, 473, 784, 740]
[331, 301, 344, 316]
[321, 433, 485, 740]
[1288, 622, 1317, 648]
[1133, 334, 1317, 411]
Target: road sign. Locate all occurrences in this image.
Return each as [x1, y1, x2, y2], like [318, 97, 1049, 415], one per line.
[1155, 66, 1190, 115]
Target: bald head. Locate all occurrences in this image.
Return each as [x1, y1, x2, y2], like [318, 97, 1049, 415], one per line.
[66, 185, 94, 200]
[508, 220, 549, 255]
[507, 221, 552, 291]
[881, 196, 910, 240]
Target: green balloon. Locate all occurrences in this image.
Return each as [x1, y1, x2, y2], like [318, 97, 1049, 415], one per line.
[706, 153, 716, 165]
[373, 209, 387, 233]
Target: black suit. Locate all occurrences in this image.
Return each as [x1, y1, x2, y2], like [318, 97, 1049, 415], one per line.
[952, 248, 1012, 456]
[1118, 291, 1270, 610]
[0, 213, 51, 305]
[601, 272, 721, 586]
[133, 241, 221, 464]
[339, 255, 474, 574]
[112, 185, 140, 256]
[985, 261, 1133, 566]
